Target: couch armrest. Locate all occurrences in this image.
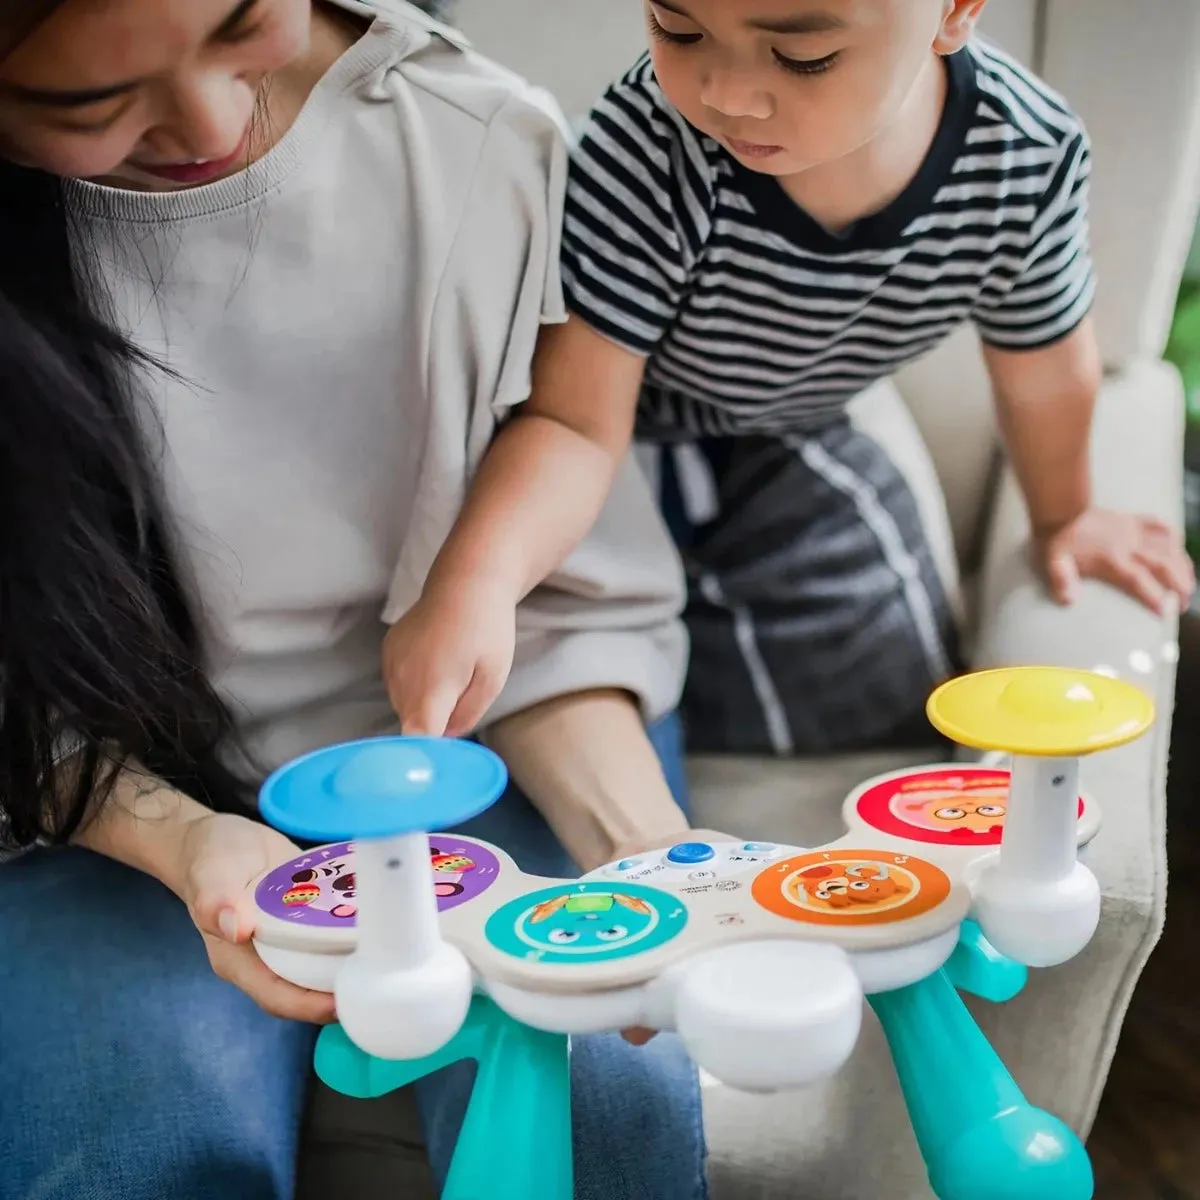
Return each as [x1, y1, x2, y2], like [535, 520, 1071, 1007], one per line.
[974, 356, 1183, 711]
[970, 358, 1182, 1133]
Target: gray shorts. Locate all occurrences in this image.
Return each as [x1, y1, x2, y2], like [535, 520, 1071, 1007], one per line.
[655, 421, 961, 756]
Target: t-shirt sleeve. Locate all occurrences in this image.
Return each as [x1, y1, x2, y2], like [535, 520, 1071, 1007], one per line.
[384, 85, 570, 622]
[491, 453, 688, 728]
[973, 128, 1096, 350]
[560, 66, 705, 356]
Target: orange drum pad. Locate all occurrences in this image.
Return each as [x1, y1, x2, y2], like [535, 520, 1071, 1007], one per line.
[752, 850, 952, 928]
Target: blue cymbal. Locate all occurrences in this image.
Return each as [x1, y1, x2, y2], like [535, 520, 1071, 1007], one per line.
[259, 736, 508, 842]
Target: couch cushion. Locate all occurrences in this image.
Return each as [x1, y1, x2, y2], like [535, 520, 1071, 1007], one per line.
[688, 747, 942, 848]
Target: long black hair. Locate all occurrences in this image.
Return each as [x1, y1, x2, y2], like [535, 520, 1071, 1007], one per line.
[0, 9, 247, 849]
[0, 0, 462, 850]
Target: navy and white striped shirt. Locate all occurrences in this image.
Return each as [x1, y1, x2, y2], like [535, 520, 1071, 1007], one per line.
[561, 42, 1095, 439]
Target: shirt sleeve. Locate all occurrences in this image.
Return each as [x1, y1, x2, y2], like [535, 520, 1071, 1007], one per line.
[383, 81, 687, 723]
[382, 83, 569, 621]
[560, 62, 710, 356]
[492, 453, 688, 727]
[973, 128, 1096, 350]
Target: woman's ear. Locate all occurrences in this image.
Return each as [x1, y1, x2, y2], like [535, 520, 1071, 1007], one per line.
[934, 0, 989, 55]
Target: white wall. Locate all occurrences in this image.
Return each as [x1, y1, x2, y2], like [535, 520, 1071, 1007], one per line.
[979, 0, 1038, 67]
[454, 0, 644, 118]
[452, 0, 1040, 119]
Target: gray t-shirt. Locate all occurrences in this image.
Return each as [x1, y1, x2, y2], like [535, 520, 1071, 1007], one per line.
[66, 0, 686, 776]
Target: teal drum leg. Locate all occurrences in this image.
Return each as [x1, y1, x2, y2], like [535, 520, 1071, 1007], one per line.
[315, 995, 572, 1200]
[869, 969, 1093, 1200]
[944, 920, 1029, 1004]
[441, 1001, 571, 1200]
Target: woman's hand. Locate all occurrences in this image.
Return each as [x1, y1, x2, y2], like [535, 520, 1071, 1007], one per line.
[178, 812, 337, 1024]
[383, 578, 518, 737]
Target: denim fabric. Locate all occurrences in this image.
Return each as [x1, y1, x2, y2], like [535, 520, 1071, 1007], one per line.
[0, 714, 707, 1200]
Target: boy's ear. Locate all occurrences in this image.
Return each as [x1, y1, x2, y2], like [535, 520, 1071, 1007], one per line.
[934, 0, 988, 55]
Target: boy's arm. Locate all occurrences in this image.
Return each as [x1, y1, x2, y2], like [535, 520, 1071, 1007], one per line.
[983, 317, 1193, 611]
[486, 688, 695, 874]
[386, 69, 696, 737]
[983, 318, 1099, 536]
[386, 314, 651, 737]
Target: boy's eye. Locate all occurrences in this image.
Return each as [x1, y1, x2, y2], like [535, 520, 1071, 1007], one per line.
[774, 50, 840, 76]
[648, 12, 703, 46]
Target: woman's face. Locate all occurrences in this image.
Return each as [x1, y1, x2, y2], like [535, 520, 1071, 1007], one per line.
[0, 0, 312, 189]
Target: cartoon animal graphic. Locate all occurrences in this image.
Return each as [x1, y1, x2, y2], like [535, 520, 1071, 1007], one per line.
[429, 847, 477, 898]
[792, 861, 911, 911]
[282, 857, 357, 919]
[524, 892, 655, 952]
[894, 786, 1007, 838]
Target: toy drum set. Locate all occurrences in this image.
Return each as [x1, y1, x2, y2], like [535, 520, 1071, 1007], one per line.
[249, 667, 1155, 1200]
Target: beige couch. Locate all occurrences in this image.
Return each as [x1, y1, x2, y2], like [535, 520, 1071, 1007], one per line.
[301, 3, 1200, 1197]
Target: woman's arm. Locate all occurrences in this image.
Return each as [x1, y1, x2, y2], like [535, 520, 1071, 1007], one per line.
[66, 760, 334, 1022]
[67, 763, 210, 898]
[487, 688, 729, 874]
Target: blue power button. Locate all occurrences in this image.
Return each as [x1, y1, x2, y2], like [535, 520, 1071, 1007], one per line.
[666, 842, 716, 866]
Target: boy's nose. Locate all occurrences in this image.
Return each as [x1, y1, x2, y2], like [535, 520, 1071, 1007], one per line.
[700, 68, 773, 121]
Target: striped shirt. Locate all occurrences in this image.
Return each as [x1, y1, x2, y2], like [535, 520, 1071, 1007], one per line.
[561, 42, 1095, 438]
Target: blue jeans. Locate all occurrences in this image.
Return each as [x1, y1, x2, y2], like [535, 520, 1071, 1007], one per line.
[0, 715, 707, 1200]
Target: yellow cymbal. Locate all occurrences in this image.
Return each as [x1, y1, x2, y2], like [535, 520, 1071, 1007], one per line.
[926, 666, 1155, 757]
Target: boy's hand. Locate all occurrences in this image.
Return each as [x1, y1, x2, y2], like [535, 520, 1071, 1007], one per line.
[1036, 508, 1195, 613]
[180, 812, 337, 1024]
[383, 581, 517, 737]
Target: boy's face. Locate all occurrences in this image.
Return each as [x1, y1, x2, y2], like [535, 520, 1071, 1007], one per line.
[645, 0, 986, 177]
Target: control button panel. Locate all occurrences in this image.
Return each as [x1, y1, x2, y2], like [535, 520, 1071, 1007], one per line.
[596, 840, 800, 889]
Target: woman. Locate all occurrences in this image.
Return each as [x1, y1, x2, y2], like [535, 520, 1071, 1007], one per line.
[0, 1, 709, 1196]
